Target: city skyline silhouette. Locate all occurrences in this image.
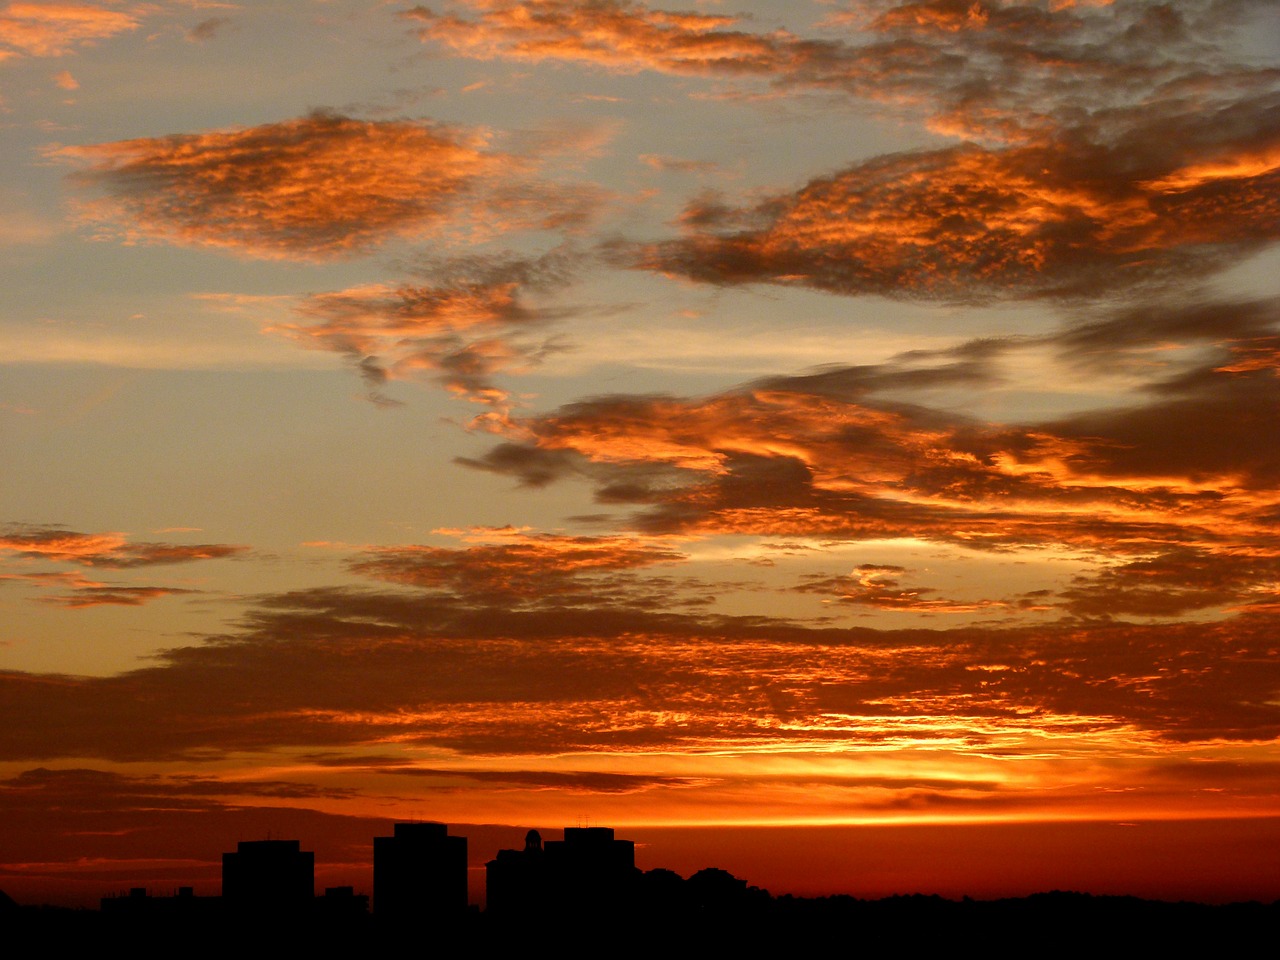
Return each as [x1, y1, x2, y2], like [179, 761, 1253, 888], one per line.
[7, 819, 1274, 951]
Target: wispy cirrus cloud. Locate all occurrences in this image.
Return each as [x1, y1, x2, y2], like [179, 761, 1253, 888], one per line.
[54, 111, 604, 261]
[403, 0, 1002, 120]
[276, 249, 585, 407]
[407, 1, 1276, 139]
[0, 2, 142, 59]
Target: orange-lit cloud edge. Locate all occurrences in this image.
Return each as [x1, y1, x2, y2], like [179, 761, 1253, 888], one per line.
[0, 2, 143, 60]
[5, 0, 1280, 906]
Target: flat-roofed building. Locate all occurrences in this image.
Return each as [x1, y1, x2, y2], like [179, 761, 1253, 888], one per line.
[222, 839, 314, 914]
[373, 821, 467, 921]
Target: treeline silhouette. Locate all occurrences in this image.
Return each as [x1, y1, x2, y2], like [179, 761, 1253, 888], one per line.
[5, 822, 1276, 951]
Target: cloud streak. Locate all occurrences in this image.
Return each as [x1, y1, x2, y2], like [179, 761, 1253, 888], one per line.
[0, 524, 246, 568]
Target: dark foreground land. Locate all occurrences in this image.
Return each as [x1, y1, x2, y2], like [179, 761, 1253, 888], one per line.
[6, 888, 1278, 953]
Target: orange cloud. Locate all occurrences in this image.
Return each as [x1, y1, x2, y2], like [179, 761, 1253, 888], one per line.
[41, 585, 198, 608]
[866, 0, 1004, 34]
[277, 249, 582, 406]
[624, 131, 1280, 301]
[4, 577, 1279, 766]
[462, 302, 1280, 613]
[406, 1, 785, 76]
[56, 112, 597, 261]
[0, 3, 140, 59]
[0, 525, 244, 610]
[3, 512, 1278, 876]
[0, 524, 247, 567]
[415, 2, 1278, 305]
[409, 1, 1268, 147]
[351, 529, 687, 602]
[0, 569, 198, 609]
[796, 565, 1011, 614]
[0, 570, 101, 589]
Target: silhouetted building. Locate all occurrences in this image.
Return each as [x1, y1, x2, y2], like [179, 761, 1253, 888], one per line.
[546, 827, 634, 874]
[373, 821, 467, 921]
[548, 826, 637, 914]
[486, 829, 548, 917]
[222, 839, 314, 913]
[101, 885, 221, 924]
[316, 885, 370, 924]
[488, 826, 638, 918]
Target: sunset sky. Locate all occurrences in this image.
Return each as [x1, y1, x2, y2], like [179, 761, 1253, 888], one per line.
[3, 0, 1280, 907]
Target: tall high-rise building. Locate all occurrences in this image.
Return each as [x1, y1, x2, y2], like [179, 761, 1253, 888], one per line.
[545, 826, 636, 913]
[373, 822, 467, 921]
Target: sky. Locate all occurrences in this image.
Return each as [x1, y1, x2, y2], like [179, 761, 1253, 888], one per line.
[2, 0, 1280, 908]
